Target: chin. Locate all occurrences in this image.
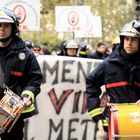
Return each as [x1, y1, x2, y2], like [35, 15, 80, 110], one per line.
[127, 52, 135, 55]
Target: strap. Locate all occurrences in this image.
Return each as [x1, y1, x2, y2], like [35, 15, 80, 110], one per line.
[0, 60, 6, 89]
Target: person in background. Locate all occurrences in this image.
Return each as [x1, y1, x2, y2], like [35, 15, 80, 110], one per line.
[57, 40, 67, 56]
[78, 41, 90, 58]
[31, 44, 41, 57]
[40, 42, 50, 55]
[105, 46, 112, 57]
[89, 42, 108, 59]
[0, 7, 42, 140]
[86, 20, 140, 140]
[58, 39, 79, 57]
[40, 47, 50, 55]
[25, 40, 33, 49]
[112, 35, 120, 51]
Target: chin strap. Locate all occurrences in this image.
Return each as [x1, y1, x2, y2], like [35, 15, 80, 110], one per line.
[0, 36, 12, 43]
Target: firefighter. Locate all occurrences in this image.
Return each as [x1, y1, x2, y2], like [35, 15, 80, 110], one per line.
[0, 7, 42, 140]
[78, 41, 89, 58]
[86, 20, 140, 139]
[58, 39, 79, 57]
[112, 35, 120, 51]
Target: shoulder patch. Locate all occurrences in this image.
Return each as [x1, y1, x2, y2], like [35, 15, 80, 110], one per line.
[19, 52, 26, 60]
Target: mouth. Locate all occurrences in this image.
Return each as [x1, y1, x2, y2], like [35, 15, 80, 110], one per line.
[126, 47, 133, 50]
[0, 34, 5, 38]
[125, 47, 134, 54]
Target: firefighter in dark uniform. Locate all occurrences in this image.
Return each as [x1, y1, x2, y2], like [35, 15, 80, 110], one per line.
[86, 20, 140, 139]
[58, 39, 79, 57]
[78, 41, 89, 58]
[0, 8, 42, 140]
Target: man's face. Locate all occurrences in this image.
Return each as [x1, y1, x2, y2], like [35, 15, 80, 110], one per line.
[0, 23, 12, 39]
[66, 47, 77, 56]
[97, 45, 106, 54]
[124, 36, 139, 54]
[31, 47, 41, 57]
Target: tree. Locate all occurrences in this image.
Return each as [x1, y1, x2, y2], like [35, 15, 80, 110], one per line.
[84, 0, 135, 47]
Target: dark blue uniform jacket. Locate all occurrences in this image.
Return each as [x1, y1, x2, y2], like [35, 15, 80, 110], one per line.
[86, 45, 140, 122]
[0, 35, 42, 118]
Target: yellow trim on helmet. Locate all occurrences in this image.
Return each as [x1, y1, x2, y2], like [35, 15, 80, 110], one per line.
[79, 51, 87, 55]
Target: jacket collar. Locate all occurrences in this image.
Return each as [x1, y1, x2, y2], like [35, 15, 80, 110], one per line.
[109, 45, 140, 66]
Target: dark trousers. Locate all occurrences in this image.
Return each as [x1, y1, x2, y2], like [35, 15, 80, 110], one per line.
[0, 117, 24, 140]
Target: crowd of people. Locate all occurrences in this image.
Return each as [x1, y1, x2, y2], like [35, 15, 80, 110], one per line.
[25, 40, 50, 57]
[57, 38, 112, 59]
[25, 37, 113, 60]
[22, 30, 114, 60]
[1, 6, 140, 140]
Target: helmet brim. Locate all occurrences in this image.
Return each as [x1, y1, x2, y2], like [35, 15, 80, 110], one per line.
[120, 32, 140, 38]
[66, 45, 78, 49]
[0, 18, 14, 23]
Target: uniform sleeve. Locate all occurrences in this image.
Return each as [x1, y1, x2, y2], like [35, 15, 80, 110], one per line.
[86, 62, 105, 123]
[22, 53, 42, 98]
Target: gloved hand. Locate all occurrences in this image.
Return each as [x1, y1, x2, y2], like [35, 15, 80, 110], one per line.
[135, 99, 140, 106]
[21, 94, 32, 109]
[21, 90, 35, 113]
[96, 119, 108, 140]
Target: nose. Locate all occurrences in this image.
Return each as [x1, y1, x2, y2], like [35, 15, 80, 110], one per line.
[127, 38, 133, 44]
[0, 24, 4, 30]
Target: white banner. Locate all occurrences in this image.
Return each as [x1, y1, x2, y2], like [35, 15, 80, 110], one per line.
[1, 0, 40, 31]
[75, 16, 102, 38]
[24, 55, 103, 140]
[55, 6, 91, 32]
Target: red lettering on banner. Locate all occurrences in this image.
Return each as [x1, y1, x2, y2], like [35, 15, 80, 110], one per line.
[48, 88, 73, 114]
[48, 88, 87, 114]
[82, 92, 87, 114]
[72, 91, 81, 113]
[19, 25, 29, 31]
[67, 26, 80, 31]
